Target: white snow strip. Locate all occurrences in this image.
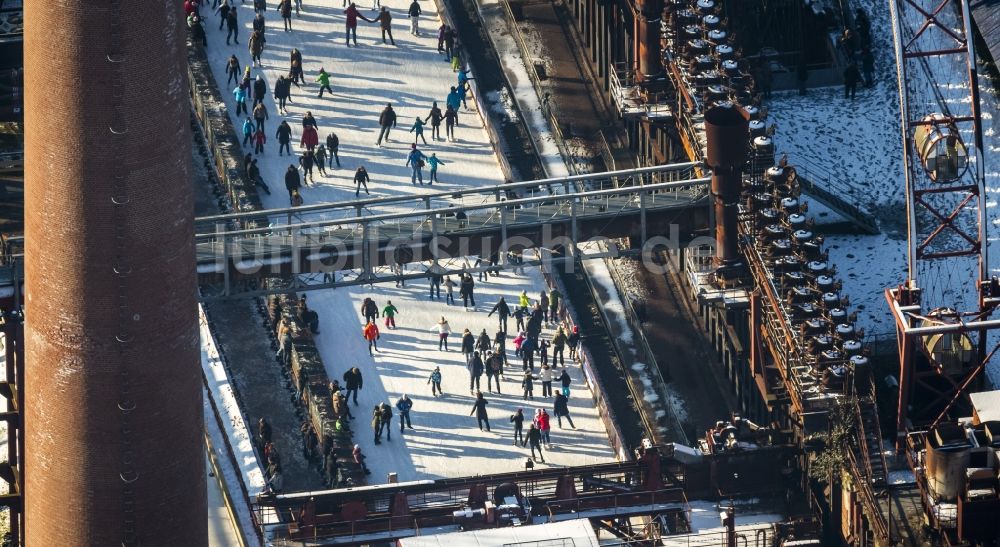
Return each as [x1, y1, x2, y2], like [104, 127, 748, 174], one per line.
[200, 305, 267, 498]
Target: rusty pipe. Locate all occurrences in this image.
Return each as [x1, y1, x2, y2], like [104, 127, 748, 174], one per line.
[704, 104, 749, 265]
[635, 0, 664, 80]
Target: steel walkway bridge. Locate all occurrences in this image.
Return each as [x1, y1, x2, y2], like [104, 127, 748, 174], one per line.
[192, 163, 709, 298]
[0, 163, 709, 302]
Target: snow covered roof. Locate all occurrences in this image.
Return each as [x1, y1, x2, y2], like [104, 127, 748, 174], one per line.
[969, 390, 1000, 424]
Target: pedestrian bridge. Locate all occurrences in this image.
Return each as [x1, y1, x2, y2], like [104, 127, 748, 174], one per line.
[0, 164, 711, 302]
[193, 163, 710, 298]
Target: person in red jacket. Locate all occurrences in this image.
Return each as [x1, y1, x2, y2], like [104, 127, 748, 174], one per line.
[252, 128, 267, 155]
[362, 318, 380, 355]
[344, 3, 371, 46]
[300, 125, 319, 152]
[534, 408, 552, 448]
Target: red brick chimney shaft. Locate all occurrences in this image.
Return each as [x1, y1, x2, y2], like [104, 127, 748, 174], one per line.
[23, 2, 206, 545]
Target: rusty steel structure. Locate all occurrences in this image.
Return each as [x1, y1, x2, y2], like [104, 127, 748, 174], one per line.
[660, 1, 892, 544]
[251, 443, 804, 545]
[886, 0, 997, 443]
[23, 3, 206, 546]
[703, 104, 748, 269]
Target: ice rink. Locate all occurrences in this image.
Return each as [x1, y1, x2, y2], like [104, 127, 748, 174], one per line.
[199, 0, 618, 483]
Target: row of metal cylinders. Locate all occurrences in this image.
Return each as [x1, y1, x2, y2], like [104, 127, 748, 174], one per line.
[745, 164, 864, 367]
[665, 0, 759, 110]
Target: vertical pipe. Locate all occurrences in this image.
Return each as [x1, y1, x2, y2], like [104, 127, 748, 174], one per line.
[723, 505, 737, 547]
[635, 0, 664, 81]
[24, 2, 206, 545]
[704, 105, 749, 266]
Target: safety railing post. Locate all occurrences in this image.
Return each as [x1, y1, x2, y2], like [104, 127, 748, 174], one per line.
[640, 190, 647, 246]
[500, 206, 508, 265]
[430, 214, 440, 269]
[362, 222, 373, 282]
[222, 232, 231, 297]
[570, 199, 578, 257]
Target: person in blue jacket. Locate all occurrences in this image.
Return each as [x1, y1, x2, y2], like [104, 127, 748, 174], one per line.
[234, 86, 248, 116]
[405, 144, 429, 185]
[427, 153, 445, 184]
[457, 69, 473, 109]
[446, 86, 462, 113]
[409, 117, 427, 145]
[242, 117, 254, 146]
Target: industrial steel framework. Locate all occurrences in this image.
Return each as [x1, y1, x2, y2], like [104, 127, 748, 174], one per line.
[886, 0, 999, 443]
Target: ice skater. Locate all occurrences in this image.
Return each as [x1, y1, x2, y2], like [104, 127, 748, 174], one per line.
[429, 316, 451, 351]
[510, 408, 525, 445]
[406, 144, 428, 184]
[427, 366, 443, 396]
[382, 300, 399, 329]
[486, 350, 504, 393]
[316, 67, 333, 97]
[408, 0, 421, 35]
[354, 166, 371, 197]
[553, 391, 575, 428]
[469, 352, 484, 393]
[376, 103, 397, 146]
[521, 370, 536, 400]
[342, 367, 363, 405]
[395, 394, 413, 432]
[425, 101, 443, 140]
[427, 153, 444, 184]
[409, 117, 428, 145]
[276, 120, 292, 155]
[363, 318, 380, 355]
[470, 391, 491, 431]
[326, 133, 341, 168]
[525, 423, 544, 462]
[488, 297, 510, 333]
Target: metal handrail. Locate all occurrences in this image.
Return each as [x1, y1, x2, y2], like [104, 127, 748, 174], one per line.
[846, 446, 891, 543]
[196, 163, 705, 224]
[196, 178, 711, 239]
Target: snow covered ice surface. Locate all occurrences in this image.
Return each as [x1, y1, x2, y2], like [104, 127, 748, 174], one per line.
[203, 0, 504, 211]
[308, 262, 616, 483]
[200, 2, 616, 482]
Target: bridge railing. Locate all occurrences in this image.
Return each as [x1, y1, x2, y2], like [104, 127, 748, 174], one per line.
[193, 163, 707, 233]
[195, 178, 712, 244]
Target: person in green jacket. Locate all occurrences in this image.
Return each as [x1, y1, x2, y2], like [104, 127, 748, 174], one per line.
[317, 68, 333, 98]
[427, 153, 445, 184]
[548, 288, 560, 322]
[409, 117, 428, 145]
[518, 290, 531, 309]
[383, 300, 399, 329]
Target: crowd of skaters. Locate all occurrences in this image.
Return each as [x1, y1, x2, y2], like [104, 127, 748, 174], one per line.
[183, 0, 477, 207]
[256, 270, 593, 484]
[351, 277, 585, 464]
